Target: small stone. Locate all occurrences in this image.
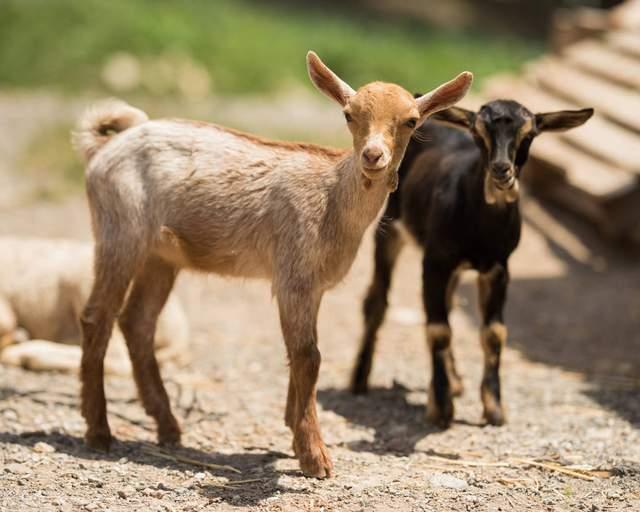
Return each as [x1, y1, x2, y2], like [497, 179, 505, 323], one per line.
[118, 486, 135, 499]
[33, 441, 56, 454]
[3, 409, 18, 421]
[429, 472, 468, 490]
[606, 490, 621, 500]
[87, 476, 103, 487]
[118, 457, 128, 464]
[4, 463, 31, 475]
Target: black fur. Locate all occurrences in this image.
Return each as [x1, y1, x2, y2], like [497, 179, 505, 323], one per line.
[351, 100, 593, 426]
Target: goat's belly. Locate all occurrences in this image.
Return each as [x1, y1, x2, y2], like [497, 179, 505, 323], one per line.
[154, 230, 272, 279]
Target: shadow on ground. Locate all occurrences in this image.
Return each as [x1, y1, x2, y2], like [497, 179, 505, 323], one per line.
[458, 198, 640, 426]
[0, 429, 303, 506]
[319, 382, 482, 455]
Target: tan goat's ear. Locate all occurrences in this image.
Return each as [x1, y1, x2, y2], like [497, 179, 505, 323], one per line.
[307, 51, 356, 107]
[416, 72, 474, 121]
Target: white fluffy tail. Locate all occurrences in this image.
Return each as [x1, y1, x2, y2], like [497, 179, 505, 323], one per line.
[72, 99, 148, 163]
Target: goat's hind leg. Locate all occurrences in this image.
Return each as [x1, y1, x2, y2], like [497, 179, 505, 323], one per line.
[119, 256, 181, 445]
[81, 249, 136, 451]
[478, 265, 508, 426]
[351, 222, 403, 394]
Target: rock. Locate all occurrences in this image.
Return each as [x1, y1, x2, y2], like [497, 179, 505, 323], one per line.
[33, 441, 56, 454]
[118, 486, 135, 499]
[87, 476, 103, 486]
[429, 473, 468, 490]
[3, 409, 18, 421]
[4, 463, 31, 475]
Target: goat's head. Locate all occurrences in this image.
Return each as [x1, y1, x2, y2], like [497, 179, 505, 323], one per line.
[307, 51, 473, 189]
[432, 100, 593, 204]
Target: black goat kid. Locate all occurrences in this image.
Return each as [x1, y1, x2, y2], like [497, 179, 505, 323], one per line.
[351, 99, 593, 427]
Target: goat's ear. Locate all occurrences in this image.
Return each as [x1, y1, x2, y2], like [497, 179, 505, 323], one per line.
[306, 51, 355, 107]
[430, 107, 476, 131]
[535, 108, 594, 133]
[416, 71, 473, 120]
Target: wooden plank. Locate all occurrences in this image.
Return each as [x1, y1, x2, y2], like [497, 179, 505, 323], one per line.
[564, 39, 640, 89]
[486, 77, 640, 174]
[530, 57, 640, 134]
[609, 0, 640, 31]
[607, 31, 640, 59]
[531, 136, 636, 199]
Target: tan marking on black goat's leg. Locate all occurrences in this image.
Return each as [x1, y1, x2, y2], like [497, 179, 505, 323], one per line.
[423, 258, 456, 427]
[478, 265, 509, 426]
[445, 267, 467, 397]
[351, 223, 404, 394]
[426, 323, 454, 427]
[480, 322, 507, 425]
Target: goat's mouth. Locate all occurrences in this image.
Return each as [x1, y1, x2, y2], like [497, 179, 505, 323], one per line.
[492, 173, 517, 191]
[361, 166, 388, 180]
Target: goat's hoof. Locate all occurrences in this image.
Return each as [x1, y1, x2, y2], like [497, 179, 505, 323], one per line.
[158, 425, 182, 447]
[483, 407, 506, 426]
[298, 444, 333, 479]
[426, 399, 454, 429]
[350, 379, 369, 395]
[85, 430, 112, 452]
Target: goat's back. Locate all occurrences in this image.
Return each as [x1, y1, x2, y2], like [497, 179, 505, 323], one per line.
[85, 119, 354, 280]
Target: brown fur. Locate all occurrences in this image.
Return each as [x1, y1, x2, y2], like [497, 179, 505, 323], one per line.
[73, 51, 472, 478]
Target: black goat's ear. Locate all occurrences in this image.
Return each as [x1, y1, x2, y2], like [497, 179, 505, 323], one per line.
[535, 108, 594, 133]
[430, 107, 476, 131]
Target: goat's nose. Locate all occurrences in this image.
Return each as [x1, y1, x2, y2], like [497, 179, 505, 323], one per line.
[362, 147, 384, 167]
[491, 161, 511, 177]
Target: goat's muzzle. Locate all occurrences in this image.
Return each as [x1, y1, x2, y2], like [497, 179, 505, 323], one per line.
[490, 161, 516, 191]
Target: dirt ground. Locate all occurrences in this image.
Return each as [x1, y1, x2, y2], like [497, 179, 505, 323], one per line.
[1, 94, 639, 511]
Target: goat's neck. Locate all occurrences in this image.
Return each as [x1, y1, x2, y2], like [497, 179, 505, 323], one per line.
[338, 153, 390, 222]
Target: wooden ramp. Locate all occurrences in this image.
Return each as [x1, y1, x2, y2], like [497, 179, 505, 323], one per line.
[477, 2, 640, 243]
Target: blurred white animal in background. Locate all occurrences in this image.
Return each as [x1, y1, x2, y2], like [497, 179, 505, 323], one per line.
[0, 237, 190, 374]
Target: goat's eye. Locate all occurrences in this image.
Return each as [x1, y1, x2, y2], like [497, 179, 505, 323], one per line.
[344, 112, 353, 123]
[405, 118, 418, 129]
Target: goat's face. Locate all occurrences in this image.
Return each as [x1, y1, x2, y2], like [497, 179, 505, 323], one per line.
[475, 101, 535, 194]
[307, 51, 473, 189]
[431, 100, 593, 204]
[343, 82, 418, 181]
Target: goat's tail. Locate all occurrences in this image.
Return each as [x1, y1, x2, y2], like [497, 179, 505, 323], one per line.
[72, 99, 148, 163]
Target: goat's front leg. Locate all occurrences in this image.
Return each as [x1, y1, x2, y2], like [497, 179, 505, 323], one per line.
[352, 222, 403, 394]
[278, 287, 332, 478]
[423, 257, 456, 428]
[477, 264, 509, 426]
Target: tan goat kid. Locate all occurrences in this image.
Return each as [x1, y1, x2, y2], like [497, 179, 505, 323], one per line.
[73, 51, 472, 478]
